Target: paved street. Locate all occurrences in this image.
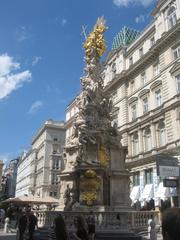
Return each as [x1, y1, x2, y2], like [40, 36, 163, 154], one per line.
[0, 232, 16, 240]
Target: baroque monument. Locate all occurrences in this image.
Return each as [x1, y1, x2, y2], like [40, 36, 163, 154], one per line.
[61, 17, 130, 211]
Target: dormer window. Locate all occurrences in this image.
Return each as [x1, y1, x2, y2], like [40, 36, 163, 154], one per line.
[150, 37, 155, 47]
[167, 6, 177, 29]
[176, 74, 180, 93]
[112, 62, 116, 74]
[129, 56, 133, 66]
[130, 80, 135, 93]
[153, 61, 160, 76]
[139, 47, 143, 58]
[141, 72, 147, 85]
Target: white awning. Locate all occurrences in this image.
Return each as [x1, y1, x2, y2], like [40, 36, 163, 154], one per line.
[140, 184, 153, 201]
[130, 186, 140, 202]
[155, 182, 170, 200]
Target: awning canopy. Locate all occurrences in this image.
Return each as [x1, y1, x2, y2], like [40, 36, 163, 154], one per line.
[130, 186, 140, 202]
[3, 195, 59, 205]
[140, 184, 153, 201]
[155, 182, 177, 199]
[155, 182, 170, 200]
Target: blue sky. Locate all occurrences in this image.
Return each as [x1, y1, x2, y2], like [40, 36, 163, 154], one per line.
[0, 0, 157, 164]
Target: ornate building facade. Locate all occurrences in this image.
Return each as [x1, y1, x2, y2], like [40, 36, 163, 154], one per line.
[103, 0, 180, 207]
[16, 120, 65, 199]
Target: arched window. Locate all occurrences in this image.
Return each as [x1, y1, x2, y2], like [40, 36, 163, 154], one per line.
[167, 6, 177, 29]
[157, 120, 166, 147]
[132, 132, 139, 156]
[143, 127, 151, 151]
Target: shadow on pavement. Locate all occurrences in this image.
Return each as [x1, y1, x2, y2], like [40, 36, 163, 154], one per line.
[0, 234, 16, 240]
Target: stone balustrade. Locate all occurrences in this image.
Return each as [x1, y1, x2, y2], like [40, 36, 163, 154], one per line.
[34, 210, 159, 231]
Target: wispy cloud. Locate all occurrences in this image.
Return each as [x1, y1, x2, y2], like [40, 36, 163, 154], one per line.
[113, 0, 154, 7]
[0, 54, 31, 100]
[61, 18, 67, 26]
[135, 14, 145, 23]
[54, 17, 68, 27]
[15, 26, 31, 42]
[28, 100, 43, 114]
[32, 56, 42, 66]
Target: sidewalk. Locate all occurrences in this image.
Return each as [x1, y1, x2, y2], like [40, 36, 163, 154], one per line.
[0, 232, 16, 240]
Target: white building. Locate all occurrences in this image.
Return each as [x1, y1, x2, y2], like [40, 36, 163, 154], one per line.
[16, 151, 35, 197]
[30, 120, 65, 199]
[16, 120, 65, 199]
[103, 0, 180, 208]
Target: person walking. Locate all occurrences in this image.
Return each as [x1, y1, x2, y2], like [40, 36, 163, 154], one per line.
[161, 207, 180, 240]
[17, 210, 28, 240]
[49, 214, 68, 240]
[73, 215, 89, 240]
[87, 211, 95, 240]
[28, 211, 38, 240]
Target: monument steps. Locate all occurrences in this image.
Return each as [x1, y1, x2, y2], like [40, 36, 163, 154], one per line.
[34, 228, 142, 240]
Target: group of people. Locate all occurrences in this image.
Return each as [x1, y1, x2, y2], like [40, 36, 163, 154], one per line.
[49, 211, 95, 240]
[16, 209, 38, 240]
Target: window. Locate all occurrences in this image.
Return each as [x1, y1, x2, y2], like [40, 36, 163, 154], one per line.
[157, 120, 166, 147]
[153, 62, 160, 76]
[155, 89, 162, 106]
[167, 6, 177, 29]
[131, 104, 137, 120]
[145, 169, 153, 184]
[111, 90, 118, 102]
[139, 47, 143, 58]
[49, 192, 53, 196]
[56, 159, 59, 169]
[143, 127, 151, 151]
[112, 62, 116, 74]
[129, 56, 133, 66]
[142, 97, 148, 113]
[53, 138, 58, 142]
[150, 37, 155, 47]
[176, 74, 180, 93]
[141, 72, 147, 85]
[173, 46, 180, 59]
[112, 111, 119, 127]
[130, 80, 135, 93]
[133, 172, 140, 186]
[132, 132, 139, 155]
[52, 144, 58, 154]
[52, 173, 57, 185]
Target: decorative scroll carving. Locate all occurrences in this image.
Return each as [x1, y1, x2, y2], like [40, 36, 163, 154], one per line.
[80, 169, 101, 205]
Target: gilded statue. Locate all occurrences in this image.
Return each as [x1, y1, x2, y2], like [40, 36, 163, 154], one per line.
[83, 17, 107, 60]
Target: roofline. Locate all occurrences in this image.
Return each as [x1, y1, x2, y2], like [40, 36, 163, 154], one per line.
[31, 120, 65, 144]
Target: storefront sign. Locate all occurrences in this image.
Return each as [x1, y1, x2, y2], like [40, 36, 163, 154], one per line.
[156, 155, 179, 177]
[163, 179, 179, 188]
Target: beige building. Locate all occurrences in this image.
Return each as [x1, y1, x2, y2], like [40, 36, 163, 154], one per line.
[63, 0, 180, 208]
[103, 0, 180, 207]
[16, 120, 65, 199]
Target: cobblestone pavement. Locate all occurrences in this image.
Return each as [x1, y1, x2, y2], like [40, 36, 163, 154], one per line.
[0, 232, 16, 240]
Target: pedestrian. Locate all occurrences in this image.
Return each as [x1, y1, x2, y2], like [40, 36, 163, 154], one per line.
[0, 208, 5, 227]
[4, 217, 11, 233]
[161, 207, 180, 240]
[17, 210, 28, 240]
[28, 211, 38, 240]
[148, 217, 157, 240]
[49, 214, 68, 240]
[87, 211, 95, 240]
[73, 215, 89, 240]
